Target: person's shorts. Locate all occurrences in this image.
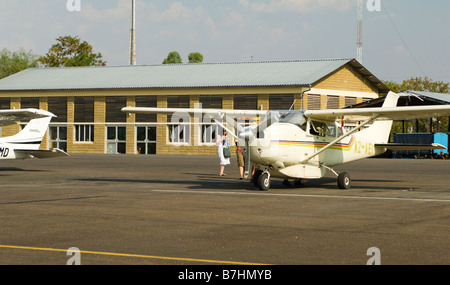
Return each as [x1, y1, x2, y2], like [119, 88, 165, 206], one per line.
[236, 151, 245, 167]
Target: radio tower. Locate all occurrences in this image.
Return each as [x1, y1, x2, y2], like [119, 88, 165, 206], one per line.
[129, 0, 136, 65]
[356, 0, 363, 64]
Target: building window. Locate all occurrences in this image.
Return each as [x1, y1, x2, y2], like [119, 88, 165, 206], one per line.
[269, 94, 294, 110]
[75, 125, 94, 142]
[135, 96, 157, 122]
[49, 125, 67, 152]
[106, 126, 126, 154]
[345, 97, 357, 108]
[307, 94, 320, 110]
[167, 95, 189, 122]
[21, 97, 39, 109]
[234, 94, 257, 110]
[200, 124, 220, 144]
[106, 97, 127, 123]
[136, 126, 156, 154]
[326, 95, 340, 109]
[0, 98, 10, 109]
[74, 97, 94, 122]
[168, 124, 190, 144]
[48, 97, 67, 122]
[199, 95, 222, 109]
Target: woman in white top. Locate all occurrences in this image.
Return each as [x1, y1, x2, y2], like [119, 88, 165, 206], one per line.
[216, 129, 230, 176]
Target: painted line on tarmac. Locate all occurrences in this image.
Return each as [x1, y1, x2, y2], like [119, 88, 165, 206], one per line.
[0, 245, 267, 265]
[152, 189, 450, 203]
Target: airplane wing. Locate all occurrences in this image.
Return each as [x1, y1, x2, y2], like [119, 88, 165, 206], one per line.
[0, 108, 55, 126]
[304, 105, 450, 122]
[121, 107, 269, 117]
[375, 143, 446, 151]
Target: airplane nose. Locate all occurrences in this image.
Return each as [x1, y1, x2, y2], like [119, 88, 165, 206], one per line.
[238, 128, 255, 141]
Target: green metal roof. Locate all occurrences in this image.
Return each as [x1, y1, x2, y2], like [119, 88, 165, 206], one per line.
[0, 58, 386, 92]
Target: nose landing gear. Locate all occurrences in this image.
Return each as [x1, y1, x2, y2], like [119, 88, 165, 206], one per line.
[252, 169, 271, 191]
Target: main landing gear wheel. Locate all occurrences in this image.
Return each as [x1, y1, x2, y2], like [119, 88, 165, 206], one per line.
[257, 172, 271, 191]
[337, 172, 351, 189]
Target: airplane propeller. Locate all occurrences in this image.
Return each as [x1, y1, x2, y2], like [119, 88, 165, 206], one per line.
[237, 111, 280, 179]
[210, 110, 279, 182]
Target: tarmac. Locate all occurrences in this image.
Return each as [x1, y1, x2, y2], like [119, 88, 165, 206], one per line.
[0, 153, 449, 265]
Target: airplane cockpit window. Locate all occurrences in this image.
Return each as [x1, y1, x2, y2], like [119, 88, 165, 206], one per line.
[279, 111, 307, 132]
[310, 121, 338, 137]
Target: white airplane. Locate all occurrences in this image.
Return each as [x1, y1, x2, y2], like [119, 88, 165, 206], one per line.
[0, 108, 68, 160]
[122, 91, 450, 191]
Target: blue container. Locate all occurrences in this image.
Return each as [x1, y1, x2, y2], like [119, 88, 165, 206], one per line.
[393, 132, 448, 158]
[433, 132, 448, 155]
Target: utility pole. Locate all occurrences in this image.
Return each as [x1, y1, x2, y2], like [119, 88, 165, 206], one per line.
[129, 0, 136, 65]
[357, 0, 363, 64]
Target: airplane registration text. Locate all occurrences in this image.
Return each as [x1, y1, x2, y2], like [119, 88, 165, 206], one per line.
[0, 147, 9, 157]
[354, 140, 374, 156]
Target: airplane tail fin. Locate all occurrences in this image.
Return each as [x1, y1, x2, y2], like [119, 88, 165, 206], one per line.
[362, 91, 399, 143]
[1, 116, 53, 150]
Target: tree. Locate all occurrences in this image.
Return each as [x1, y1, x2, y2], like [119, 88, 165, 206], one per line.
[162, 51, 182, 64]
[188, 52, 204, 63]
[39, 35, 106, 67]
[0, 48, 39, 79]
[383, 77, 449, 94]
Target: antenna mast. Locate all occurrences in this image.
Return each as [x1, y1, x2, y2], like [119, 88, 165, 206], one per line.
[356, 0, 363, 64]
[129, 0, 136, 65]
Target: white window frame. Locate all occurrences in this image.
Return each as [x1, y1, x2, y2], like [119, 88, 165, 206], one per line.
[167, 124, 190, 144]
[136, 125, 157, 154]
[49, 125, 68, 152]
[199, 124, 219, 145]
[75, 124, 94, 142]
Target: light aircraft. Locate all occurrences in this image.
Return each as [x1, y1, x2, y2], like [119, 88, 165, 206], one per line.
[122, 91, 450, 191]
[0, 108, 68, 160]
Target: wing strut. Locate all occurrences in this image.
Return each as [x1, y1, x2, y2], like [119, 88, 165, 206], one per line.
[211, 116, 238, 140]
[300, 115, 379, 164]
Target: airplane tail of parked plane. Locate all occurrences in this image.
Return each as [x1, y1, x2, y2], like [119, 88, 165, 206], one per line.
[0, 116, 53, 150]
[0, 109, 69, 160]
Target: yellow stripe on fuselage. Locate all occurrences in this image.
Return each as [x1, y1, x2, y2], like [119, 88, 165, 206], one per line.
[271, 136, 355, 151]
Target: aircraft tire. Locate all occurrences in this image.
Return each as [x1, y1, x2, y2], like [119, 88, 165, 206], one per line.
[257, 172, 271, 191]
[337, 172, 351, 189]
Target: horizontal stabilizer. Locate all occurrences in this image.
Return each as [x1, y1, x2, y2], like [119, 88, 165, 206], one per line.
[375, 143, 446, 151]
[0, 108, 55, 126]
[15, 148, 69, 159]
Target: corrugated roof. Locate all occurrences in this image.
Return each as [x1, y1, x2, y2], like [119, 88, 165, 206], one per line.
[0, 58, 383, 91]
[399, 91, 450, 104]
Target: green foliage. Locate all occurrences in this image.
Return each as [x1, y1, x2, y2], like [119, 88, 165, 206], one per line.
[163, 51, 204, 64]
[0, 48, 39, 79]
[39, 35, 106, 67]
[188, 52, 204, 63]
[383, 77, 449, 93]
[162, 51, 183, 64]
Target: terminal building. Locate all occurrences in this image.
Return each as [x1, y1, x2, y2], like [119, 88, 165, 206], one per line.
[0, 58, 389, 155]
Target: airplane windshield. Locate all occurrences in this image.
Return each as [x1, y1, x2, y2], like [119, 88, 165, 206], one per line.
[278, 111, 307, 131]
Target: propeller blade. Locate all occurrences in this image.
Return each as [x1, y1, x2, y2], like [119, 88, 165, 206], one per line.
[244, 139, 251, 178]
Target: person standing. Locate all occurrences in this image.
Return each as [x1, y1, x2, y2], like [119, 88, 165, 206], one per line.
[216, 129, 230, 176]
[235, 138, 245, 179]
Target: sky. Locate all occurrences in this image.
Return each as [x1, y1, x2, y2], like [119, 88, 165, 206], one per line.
[1, 0, 449, 84]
